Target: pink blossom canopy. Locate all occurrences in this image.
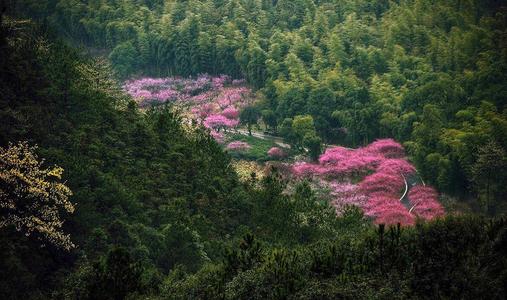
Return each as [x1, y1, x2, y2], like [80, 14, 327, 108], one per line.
[267, 147, 286, 158]
[289, 139, 443, 226]
[204, 114, 239, 129]
[408, 186, 445, 220]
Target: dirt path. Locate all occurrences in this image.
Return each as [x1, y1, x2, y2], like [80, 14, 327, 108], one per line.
[236, 129, 291, 148]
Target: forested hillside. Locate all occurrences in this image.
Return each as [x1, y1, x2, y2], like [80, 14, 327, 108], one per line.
[0, 15, 347, 297]
[1, 1, 507, 299]
[15, 0, 507, 211]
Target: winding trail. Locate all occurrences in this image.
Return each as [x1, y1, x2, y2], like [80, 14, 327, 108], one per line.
[400, 173, 426, 212]
[236, 129, 291, 148]
[236, 130, 427, 215]
[326, 144, 426, 214]
[400, 174, 408, 202]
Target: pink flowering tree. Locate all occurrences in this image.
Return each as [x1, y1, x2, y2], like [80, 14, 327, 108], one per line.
[373, 205, 415, 225]
[221, 106, 240, 120]
[365, 139, 406, 158]
[267, 147, 286, 159]
[376, 159, 416, 176]
[210, 130, 224, 144]
[292, 162, 323, 178]
[359, 172, 405, 197]
[408, 186, 444, 220]
[317, 146, 383, 176]
[318, 147, 353, 165]
[226, 141, 251, 152]
[212, 75, 230, 89]
[204, 114, 239, 131]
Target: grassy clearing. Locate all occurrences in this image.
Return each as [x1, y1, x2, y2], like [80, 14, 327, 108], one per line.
[224, 133, 288, 162]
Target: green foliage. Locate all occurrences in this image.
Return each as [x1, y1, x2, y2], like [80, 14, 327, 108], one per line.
[109, 41, 139, 78]
[89, 247, 143, 300]
[261, 109, 277, 132]
[223, 233, 263, 276]
[303, 132, 322, 162]
[0, 18, 240, 299]
[239, 106, 260, 135]
[470, 141, 507, 214]
[291, 115, 316, 149]
[160, 216, 507, 299]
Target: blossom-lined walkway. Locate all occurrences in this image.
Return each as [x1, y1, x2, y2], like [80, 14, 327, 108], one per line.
[292, 139, 444, 225]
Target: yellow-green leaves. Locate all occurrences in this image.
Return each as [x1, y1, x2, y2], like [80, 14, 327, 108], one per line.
[0, 142, 75, 250]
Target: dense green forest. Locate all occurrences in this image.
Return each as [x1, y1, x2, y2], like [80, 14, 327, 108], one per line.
[14, 0, 507, 208]
[1, 0, 506, 299]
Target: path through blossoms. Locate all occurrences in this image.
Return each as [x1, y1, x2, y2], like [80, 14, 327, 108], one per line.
[292, 139, 444, 225]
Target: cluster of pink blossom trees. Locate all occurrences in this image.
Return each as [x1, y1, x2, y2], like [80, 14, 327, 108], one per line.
[291, 139, 444, 225]
[364, 196, 415, 225]
[198, 87, 249, 140]
[124, 75, 214, 105]
[124, 75, 252, 143]
[124, 74, 250, 106]
[294, 139, 411, 178]
[221, 106, 240, 120]
[203, 114, 239, 130]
